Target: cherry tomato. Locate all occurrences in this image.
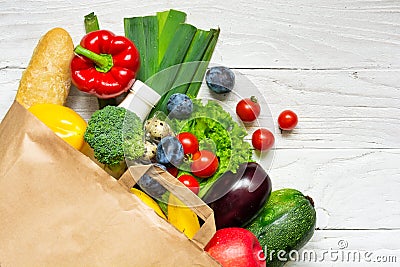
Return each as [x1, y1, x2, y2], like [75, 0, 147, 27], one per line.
[191, 150, 219, 178]
[176, 132, 199, 155]
[236, 96, 261, 123]
[166, 166, 179, 177]
[252, 128, 275, 151]
[178, 174, 200, 195]
[278, 110, 298, 130]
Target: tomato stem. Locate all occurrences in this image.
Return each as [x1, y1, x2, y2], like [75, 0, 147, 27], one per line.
[250, 96, 258, 103]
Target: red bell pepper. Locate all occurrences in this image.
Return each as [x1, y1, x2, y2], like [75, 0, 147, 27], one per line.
[71, 30, 140, 99]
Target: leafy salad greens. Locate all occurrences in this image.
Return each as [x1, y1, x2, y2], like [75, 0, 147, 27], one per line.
[169, 99, 253, 198]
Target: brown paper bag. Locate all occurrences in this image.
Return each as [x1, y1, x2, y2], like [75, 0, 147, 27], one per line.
[0, 101, 219, 267]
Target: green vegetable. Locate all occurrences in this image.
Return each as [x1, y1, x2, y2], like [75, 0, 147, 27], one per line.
[186, 28, 220, 98]
[84, 106, 145, 177]
[157, 9, 186, 63]
[246, 189, 316, 267]
[124, 15, 159, 82]
[153, 28, 219, 115]
[170, 99, 253, 198]
[148, 23, 197, 97]
[123, 9, 220, 117]
[142, 16, 159, 81]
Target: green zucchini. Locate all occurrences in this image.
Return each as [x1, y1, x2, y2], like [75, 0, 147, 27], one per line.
[246, 188, 316, 267]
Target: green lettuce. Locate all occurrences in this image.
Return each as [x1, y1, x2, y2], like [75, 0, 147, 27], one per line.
[170, 99, 253, 198]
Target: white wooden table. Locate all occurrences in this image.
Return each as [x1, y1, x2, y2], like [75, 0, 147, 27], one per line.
[1, 0, 399, 266]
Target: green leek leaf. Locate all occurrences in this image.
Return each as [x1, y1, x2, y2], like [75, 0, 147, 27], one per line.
[158, 23, 197, 70]
[171, 29, 216, 93]
[123, 10, 220, 117]
[124, 16, 146, 81]
[149, 23, 197, 95]
[143, 16, 159, 80]
[186, 28, 220, 98]
[157, 9, 186, 64]
[151, 29, 215, 116]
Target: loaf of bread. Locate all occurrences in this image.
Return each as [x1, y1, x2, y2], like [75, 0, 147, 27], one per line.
[16, 27, 74, 109]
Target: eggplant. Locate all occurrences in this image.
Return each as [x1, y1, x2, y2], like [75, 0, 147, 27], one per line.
[202, 162, 272, 229]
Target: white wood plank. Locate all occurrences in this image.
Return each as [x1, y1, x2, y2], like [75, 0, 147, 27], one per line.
[286, 230, 400, 266]
[0, 69, 20, 119]
[2, 68, 399, 149]
[0, 0, 399, 69]
[268, 149, 400, 230]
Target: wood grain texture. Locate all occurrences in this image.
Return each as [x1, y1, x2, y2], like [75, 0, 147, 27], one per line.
[0, 0, 399, 265]
[268, 149, 400, 230]
[0, 0, 399, 69]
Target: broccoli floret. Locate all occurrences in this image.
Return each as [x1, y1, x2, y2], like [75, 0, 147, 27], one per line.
[84, 106, 145, 172]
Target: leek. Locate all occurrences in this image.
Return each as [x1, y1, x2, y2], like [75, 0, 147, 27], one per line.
[123, 9, 220, 117]
[143, 16, 159, 81]
[150, 23, 197, 95]
[172, 29, 217, 94]
[186, 28, 220, 98]
[157, 9, 186, 64]
[151, 29, 216, 115]
[124, 16, 151, 82]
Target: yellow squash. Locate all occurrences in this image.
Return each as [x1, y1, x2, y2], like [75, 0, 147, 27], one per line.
[28, 103, 87, 150]
[167, 194, 200, 239]
[130, 188, 166, 219]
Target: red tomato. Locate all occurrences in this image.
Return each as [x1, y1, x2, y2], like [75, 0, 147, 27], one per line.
[278, 110, 298, 130]
[252, 128, 275, 151]
[176, 132, 199, 155]
[166, 166, 179, 177]
[178, 174, 200, 195]
[191, 150, 219, 178]
[236, 96, 261, 122]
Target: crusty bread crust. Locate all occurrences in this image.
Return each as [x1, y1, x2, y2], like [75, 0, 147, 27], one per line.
[16, 27, 74, 109]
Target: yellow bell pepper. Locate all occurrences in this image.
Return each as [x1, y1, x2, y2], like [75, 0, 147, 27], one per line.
[130, 188, 167, 219]
[167, 194, 200, 239]
[28, 103, 87, 150]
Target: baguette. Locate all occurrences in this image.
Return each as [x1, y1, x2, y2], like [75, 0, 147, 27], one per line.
[16, 27, 74, 109]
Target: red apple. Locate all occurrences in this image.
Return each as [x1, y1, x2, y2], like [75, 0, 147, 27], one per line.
[205, 228, 266, 267]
